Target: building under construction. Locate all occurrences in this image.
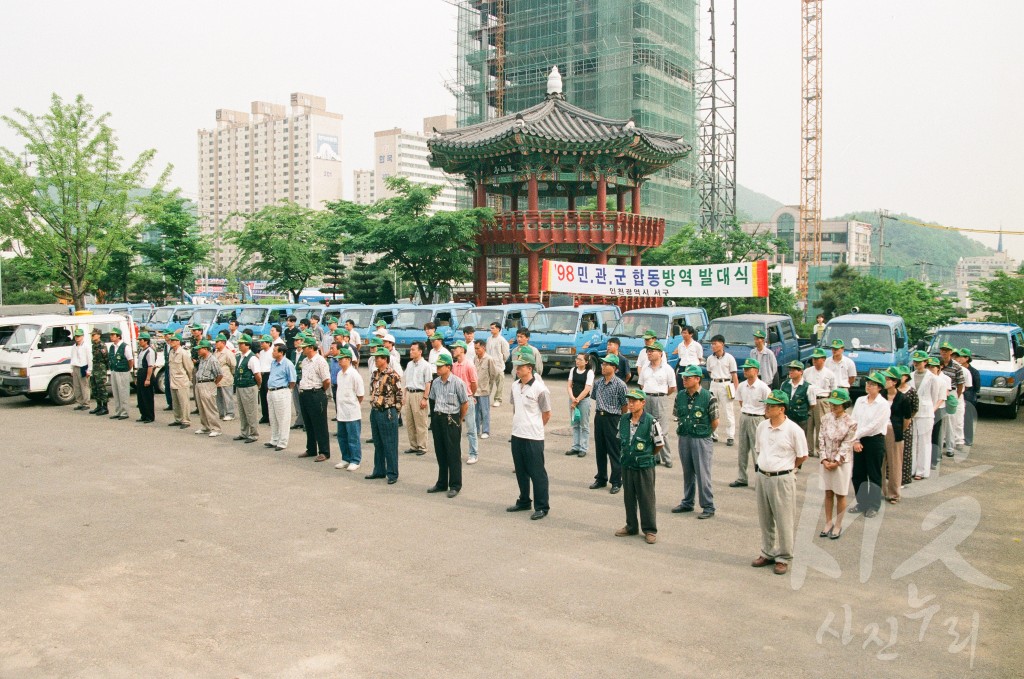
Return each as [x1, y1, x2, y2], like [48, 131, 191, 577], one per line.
[451, 0, 698, 233]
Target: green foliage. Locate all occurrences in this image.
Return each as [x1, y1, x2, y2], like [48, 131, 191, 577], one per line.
[0, 256, 58, 304]
[0, 94, 167, 308]
[328, 177, 491, 305]
[137, 193, 210, 300]
[970, 270, 1024, 328]
[258, 297, 290, 305]
[227, 202, 331, 302]
[341, 257, 395, 305]
[96, 248, 134, 302]
[816, 265, 956, 340]
[321, 259, 346, 301]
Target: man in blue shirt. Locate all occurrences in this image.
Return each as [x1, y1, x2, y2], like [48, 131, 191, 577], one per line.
[266, 343, 297, 451]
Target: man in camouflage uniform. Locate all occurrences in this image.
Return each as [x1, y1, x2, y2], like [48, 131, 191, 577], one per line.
[89, 328, 110, 416]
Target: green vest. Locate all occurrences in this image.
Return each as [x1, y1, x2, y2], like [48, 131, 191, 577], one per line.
[783, 379, 810, 422]
[109, 342, 130, 372]
[619, 411, 658, 469]
[234, 352, 257, 388]
[675, 387, 713, 438]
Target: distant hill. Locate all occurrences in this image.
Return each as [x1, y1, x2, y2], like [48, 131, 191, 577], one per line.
[737, 184, 784, 222]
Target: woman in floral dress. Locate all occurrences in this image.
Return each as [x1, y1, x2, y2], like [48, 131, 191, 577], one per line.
[896, 366, 920, 486]
[817, 387, 857, 539]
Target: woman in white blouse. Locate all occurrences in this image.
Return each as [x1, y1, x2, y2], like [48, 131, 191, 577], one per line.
[566, 353, 594, 457]
[849, 372, 891, 519]
[817, 387, 857, 539]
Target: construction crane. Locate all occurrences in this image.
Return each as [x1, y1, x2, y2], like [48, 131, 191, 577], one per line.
[797, 0, 823, 315]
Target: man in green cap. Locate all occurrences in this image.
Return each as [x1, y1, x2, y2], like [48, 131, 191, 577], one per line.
[637, 340, 676, 467]
[803, 347, 837, 457]
[69, 327, 92, 410]
[214, 333, 236, 421]
[166, 332, 193, 429]
[731, 358, 771, 488]
[506, 346, 552, 520]
[427, 352, 469, 497]
[633, 329, 659, 374]
[232, 334, 262, 443]
[825, 339, 856, 389]
[673, 364, 718, 518]
[333, 345, 365, 471]
[188, 323, 204, 415]
[615, 389, 665, 544]
[290, 333, 307, 430]
[590, 353, 628, 494]
[297, 336, 332, 461]
[927, 356, 953, 470]
[366, 345, 405, 483]
[257, 334, 274, 424]
[511, 328, 543, 378]
[956, 347, 979, 447]
[848, 371, 891, 518]
[938, 341, 964, 456]
[779, 360, 815, 439]
[194, 340, 222, 436]
[135, 331, 157, 423]
[428, 332, 452, 375]
[107, 327, 134, 420]
[751, 390, 807, 576]
[88, 328, 109, 416]
[750, 329, 778, 389]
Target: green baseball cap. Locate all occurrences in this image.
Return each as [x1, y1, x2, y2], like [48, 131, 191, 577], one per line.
[450, 340, 468, 351]
[927, 357, 940, 366]
[753, 329, 766, 339]
[215, 333, 229, 342]
[626, 388, 647, 401]
[741, 358, 760, 371]
[190, 323, 204, 331]
[895, 364, 912, 376]
[642, 330, 658, 340]
[830, 339, 845, 349]
[939, 341, 956, 351]
[600, 354, 620, 366]
[429, 332, 444, 341]
[302, 338, 318, 348]
[679, 365, 703, 378]
[170, 333, 183, 342]
[368, 337, 383, 346]
[197, 339, 213, 350]
[371, 346, 391, 358]
[260, 334, 272, 343]
[109, 327, 122, 337]
[911, 350, 929, 362]
[73, 328, 85, 337]
[882, 367, 901, 381]
[645, 341, 665, 353]
[374, 320, 387, 327]
[786, 360, 804, 371]
[327, 317, 338, 325]
[338, 328, 350, 337]
[865, 371, 886, 387]
[434, 353, 454, 367]
[950, 347, 963, 356]
[513, 346, 536, 366]
[824, 388, 851, 405]
[762, 389, 790, 406]
[810, 348, 828, 359]
[958, 347, 972, 358]
[237, 335, 251, 345]
[332, 328, 345, 337]
[138, 332, 151, 340]
[337, 347, 354, 360]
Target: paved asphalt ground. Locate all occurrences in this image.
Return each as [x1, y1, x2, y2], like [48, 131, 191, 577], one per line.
[1, 370, 1021, 678]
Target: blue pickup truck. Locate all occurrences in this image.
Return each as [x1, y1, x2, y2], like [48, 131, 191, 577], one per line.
[609, 306, 709, 371]
[929, 322, 1024, 419]
[145, 305, 199, 336]
[460, 304, 544, 343]
[820, 312, 910, 391]
[389, 303, 475, 358]
[702, 314, 815, 380]
[527, 304, 622, 374]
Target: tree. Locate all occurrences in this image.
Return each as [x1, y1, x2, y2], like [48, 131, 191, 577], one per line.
[227, 202, 331, 302]
[328, 176, 492, 304]
[321, 258, 346, 302]
[971, 269, 1024, 328]
[137, 193, 210, 301]
[342, 257, 395, 304]
[815, 263, 861, 320]
[96, 247, 134, 302]
[0, 256, 59, 304]
[0, 94, 167, 308]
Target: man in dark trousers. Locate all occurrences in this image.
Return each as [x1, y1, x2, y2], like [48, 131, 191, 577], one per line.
[427, 353, 468, 498]
[135, 332, 157, 423]
[296, 336, 332, 461]
[615, 389, 665, 544]
[590, 354, 628, 494]
[505, 347, 553, 521]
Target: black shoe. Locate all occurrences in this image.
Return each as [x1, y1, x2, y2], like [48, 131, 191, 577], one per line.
[565, 449, 579, 456]
[530, 510, 548, 520]
[848, 505, 864, 514]
[191, 409, 199, 414]
[140, 419, 154, 424]
[506, 504, 531, 512]
[447, 489, 460, 498]
[589, 481, 607, 490]
[88, 407, 100, 414]
[427, 485, 446, 493]
[944, 451, 955, 458]
[296, 452, 316, 458]
[291, 424, 302, 430]
[609, 485, 621, 495]
[671, 504, 694, 513]
[244, 438, 257, 444]
[415, 449, 426, 456]
[136, 418, 146, 422]
[697, 511, 715, 519]
[727, 438, 734, 446]
[387, 478, 397, 485]
[729, 480, 748, 488]
[178, 423, 190, 429]
[275, 446, 285, 451]
[864, 509, 878, 518]
[258, 418, 269, 424]
[365, 474, 386, 480]
[167, 422, 181, 427]
[577, 451, 586, 457]
[163, 406, 174, 411]
[109, 414, 122, 419]
[264, 443, 276, 448]
[233, 435, 246, 441]
[96, 408, 109, 415]
[74, 405, 88, 411]
[364, 438, 374, 443]
[403, 449, 418, 455]
[118, 415, 129, 420]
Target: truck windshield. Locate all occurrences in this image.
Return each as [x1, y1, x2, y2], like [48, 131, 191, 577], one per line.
[705, 320, 761, 346]
[149, 308, 174, 324]
[345, 309, 373, 328]
[215, 309, 238, 324]
[612, 314, 669, 339]
[822, 324, 893, 353]
[4, 324, 40, 352]
[931, 332, 1011, 362]
[529, 311, 579, 334]
[238, 308, 267, 325]
[459, 309, 503, 330]
[392, 310, 434, 330]
[172, 308, 195, 322]
[190, 309, 217, 325]
[131, 308, 152, 323]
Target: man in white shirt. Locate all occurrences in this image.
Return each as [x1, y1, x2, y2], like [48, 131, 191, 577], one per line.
[634, 329, 658, 374]
[749, 330, 778, 388]
[69, 328, 92, 410]
[825, 339, 856, 388]
[705, 334, 739, 447]
[848, 371, 891, 518]
[751, 390, 808, 576]
[730, 358, 772, 488]
[674, 325, 703, 389]
[401, 341, 433, 456]
[637, 341, 677, 467]
[344, 319, 362, 366]
[333, 346, 365, 471]
[427, 332, 453, 375]
[506, 347, 552, 521]
[257, 334, 274, 424]
[485, 322, 511, 406]
[802, 347, 837, 456]
[908, 351, 942, 479]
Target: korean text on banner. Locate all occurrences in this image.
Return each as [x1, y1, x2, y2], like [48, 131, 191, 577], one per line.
[541, 260, 769, 298]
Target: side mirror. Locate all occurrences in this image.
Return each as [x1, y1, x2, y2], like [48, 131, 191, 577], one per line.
[896, 336, 905, 349]
[916, 339, 927, 351]
[1015, 346, 1024, 359]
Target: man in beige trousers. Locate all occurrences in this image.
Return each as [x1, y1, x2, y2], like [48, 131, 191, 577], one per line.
[167, 333, 194, 429]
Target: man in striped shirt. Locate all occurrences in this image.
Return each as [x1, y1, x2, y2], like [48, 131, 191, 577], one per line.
[591, 354, 628, 494]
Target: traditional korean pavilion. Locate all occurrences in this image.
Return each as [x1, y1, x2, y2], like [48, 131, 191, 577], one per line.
[427, 66, 691, 307]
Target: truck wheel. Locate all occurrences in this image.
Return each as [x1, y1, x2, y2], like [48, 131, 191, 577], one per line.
[1002, 390, 1020, 419]
[542, 365, 552, 376]
[48, 375, 76, 406]
[153, 368, 165, 394]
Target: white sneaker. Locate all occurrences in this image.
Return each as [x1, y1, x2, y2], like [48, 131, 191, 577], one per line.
[223, 415, 234, 421]
[209, 431, 222, 437]
[347, 463, 360, 471]
[195, 429, 210, 435]
[334, 462, 348, 469]
[480, 433, 489, 439]
[467, 456, 478, 465]
[492, 401, 501, 408]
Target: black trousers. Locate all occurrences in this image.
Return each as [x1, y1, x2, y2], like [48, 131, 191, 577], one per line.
[511, 435, 549, 511]
[853, 433, 885, 512]
[164, 364, 172, 407]
[136, 374, 155, 421]
[260, 372, 270, 421]
[623, 466, 657, 534]
[594, 411, 622, 486]
[299, 389, 330, 456]
[431, 412, 463, 490]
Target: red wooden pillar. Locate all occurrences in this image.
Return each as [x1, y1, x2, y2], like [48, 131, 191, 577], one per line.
[596, 174, 606, 212]
[510, 255, 520, 295]
[631, 184, 641, 214]
[527, 250, 540, 303]
[631, 252, 642, 266]
[475, 180, 487, 208]
[595, 250, 608, 265]
[527, 175, 539, 212]
[511, 193, 519, 211]
[475, 256, 488, 306]
[616, 189, 625, 213]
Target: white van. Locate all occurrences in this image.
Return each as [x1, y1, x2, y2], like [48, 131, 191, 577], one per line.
[0, 313, 136, 405]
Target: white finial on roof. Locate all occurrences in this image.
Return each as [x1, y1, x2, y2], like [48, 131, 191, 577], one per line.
[547, 66, 563, 96]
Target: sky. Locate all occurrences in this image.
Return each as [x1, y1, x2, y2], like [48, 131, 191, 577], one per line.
[2, 0, 1022, 260]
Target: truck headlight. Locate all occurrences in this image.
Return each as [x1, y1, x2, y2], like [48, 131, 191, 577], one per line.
[13, 368, 27, 377]
[555, 347, 575, 355]
[993, 377, 1007, 388]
